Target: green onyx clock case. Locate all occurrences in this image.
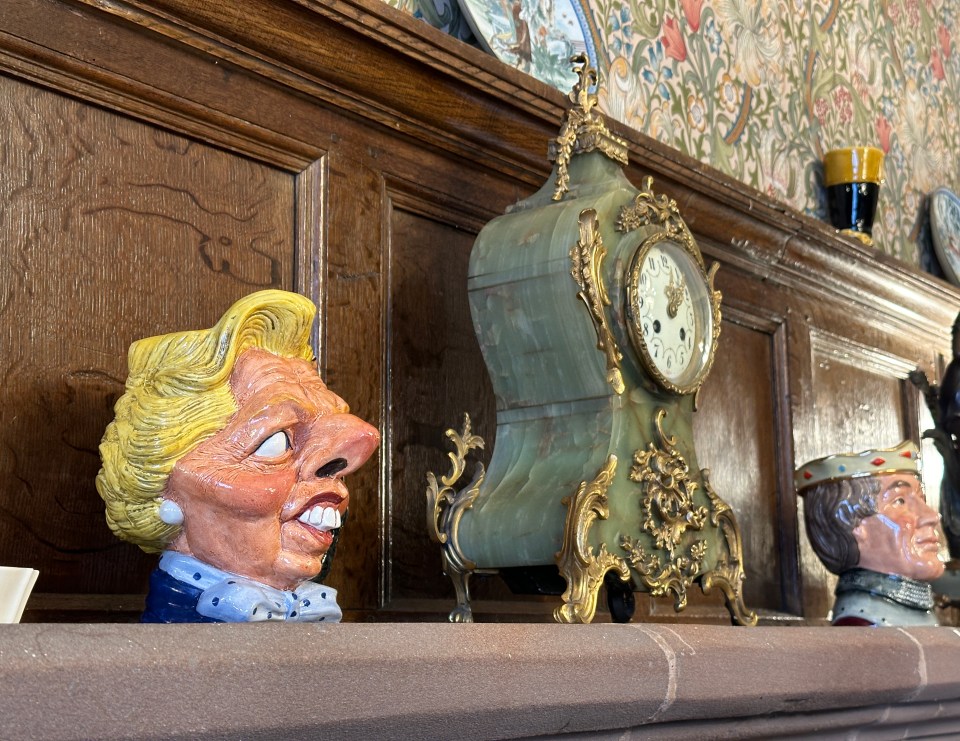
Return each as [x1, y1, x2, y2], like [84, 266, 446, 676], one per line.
[427, 56, 754, 626]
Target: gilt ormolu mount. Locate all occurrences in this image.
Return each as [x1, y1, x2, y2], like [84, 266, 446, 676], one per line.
[427, 56, 755, 626]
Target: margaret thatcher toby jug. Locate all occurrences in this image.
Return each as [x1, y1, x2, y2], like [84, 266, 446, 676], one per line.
[97, 290, 379, 623]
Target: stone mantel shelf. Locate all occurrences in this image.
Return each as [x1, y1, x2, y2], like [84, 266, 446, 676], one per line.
[2, 623, 959, 740]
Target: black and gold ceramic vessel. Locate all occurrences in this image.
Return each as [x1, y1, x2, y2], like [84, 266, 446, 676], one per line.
[823, 146, 884, 246]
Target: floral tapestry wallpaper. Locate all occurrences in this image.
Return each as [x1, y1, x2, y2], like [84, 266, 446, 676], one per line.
[385, 0, 960, 267]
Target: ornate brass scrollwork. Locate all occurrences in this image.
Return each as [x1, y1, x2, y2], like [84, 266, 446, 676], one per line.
[570, 209, 625, 394]
[616, 176, 687, 237]
[619, 534, 706, 612]
[618, 175, 723, 402]
[621, 409, 709, 611]
[699, 470, 758, 626]
[426, 414, 486, 623]
[665, 272, 685, 319]
[695, 262, 723, 411]
[555, 455, 631, 623]
[550, 54, 628, 201]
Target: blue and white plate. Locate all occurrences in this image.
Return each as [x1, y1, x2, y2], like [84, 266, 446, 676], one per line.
[384, 0, 476, 43]
[457, 0, 600, 91]
[930, 188, 960, 286]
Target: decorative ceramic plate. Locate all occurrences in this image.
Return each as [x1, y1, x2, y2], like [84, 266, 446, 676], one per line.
[456, 0, 599, 91]
[930, 188, 960, 285]
[383, 0, 476, 43]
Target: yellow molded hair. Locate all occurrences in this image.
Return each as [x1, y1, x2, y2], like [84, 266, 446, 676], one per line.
[96, 290, 316, 552]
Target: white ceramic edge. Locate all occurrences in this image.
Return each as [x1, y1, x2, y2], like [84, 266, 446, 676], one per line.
[455, 0, 496, 56]
[454, 0, 592, 89]
[929, 187, 960, 286]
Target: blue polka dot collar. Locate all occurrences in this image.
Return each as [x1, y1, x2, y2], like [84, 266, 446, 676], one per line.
[158, 551, 341, 623]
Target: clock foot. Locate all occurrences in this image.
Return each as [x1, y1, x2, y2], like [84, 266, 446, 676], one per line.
[426, 413, 487, 625]
[554, 455, 632, 624]
[700, 469, 758, 626]
[444, 551, 475, 623]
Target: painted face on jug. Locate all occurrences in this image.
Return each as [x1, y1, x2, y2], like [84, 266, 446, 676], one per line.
[853, 473, 945, 582]
[165, 348, 379, 590]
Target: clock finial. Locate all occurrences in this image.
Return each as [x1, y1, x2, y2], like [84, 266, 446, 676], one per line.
[569, 53, 597, 116]
[550, 56, 628, 201]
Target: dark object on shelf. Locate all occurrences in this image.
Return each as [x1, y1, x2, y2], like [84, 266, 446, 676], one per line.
[825, 182, 880, 236]
[604, 570, 636, 624]
[498, 565, 566, 596]
[910, 310, 960, 558]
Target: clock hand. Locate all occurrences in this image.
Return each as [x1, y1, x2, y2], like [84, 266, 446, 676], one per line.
[665, 272, 686, 319]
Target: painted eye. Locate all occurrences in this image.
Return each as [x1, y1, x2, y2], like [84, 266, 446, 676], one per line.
[254, 431, 290, 458]
[893, 497, 906, 506]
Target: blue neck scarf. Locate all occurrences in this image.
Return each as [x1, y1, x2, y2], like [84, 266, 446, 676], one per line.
[159, 552, 341, 623]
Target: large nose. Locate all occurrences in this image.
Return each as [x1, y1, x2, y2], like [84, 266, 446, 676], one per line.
[916, 497, 941, 529]
[303, 413, 380, 480]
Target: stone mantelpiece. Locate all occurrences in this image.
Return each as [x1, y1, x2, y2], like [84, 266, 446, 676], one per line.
[2, 623, 959, 739]
[3, 4, 960, 736]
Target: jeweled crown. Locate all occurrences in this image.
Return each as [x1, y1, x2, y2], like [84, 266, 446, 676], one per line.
[795, 440, 920, 494]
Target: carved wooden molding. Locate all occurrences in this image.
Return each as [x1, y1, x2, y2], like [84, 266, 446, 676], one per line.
[3, 0, 955, 343]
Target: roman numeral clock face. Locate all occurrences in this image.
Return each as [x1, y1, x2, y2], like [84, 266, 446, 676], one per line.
[626, 237, 717, 394]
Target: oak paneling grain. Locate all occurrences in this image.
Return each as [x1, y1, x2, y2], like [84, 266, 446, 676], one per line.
[381, 192, 496, 611]
[0, 74, 295, 595]
[694, 309, 792, 615]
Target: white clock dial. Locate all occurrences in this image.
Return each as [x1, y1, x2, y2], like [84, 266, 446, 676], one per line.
[626, 237, 717, 393]
[637, 244, 697, 383]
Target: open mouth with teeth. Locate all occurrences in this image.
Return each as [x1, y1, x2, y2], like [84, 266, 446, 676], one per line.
[296, 499, 344, 533]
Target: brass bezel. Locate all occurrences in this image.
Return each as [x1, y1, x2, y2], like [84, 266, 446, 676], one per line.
[624, 231, 720, 395]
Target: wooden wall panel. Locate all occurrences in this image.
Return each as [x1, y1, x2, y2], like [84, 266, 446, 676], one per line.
[693, 308, 794, 616]
[381, 191, 496, 612]
[0, 74, 296, 595]
[805, 330, 918, 456]
[315, 151, 385, 613]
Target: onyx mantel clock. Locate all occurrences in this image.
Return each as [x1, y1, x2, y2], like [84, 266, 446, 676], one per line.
[427, 56, 755, 626]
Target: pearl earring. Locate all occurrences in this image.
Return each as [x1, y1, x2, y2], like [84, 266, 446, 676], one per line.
[158, 499, 184, 526]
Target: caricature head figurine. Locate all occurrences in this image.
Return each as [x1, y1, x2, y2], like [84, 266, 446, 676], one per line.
[97, 290, 379, 623]
[796, 441, 945, 626]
